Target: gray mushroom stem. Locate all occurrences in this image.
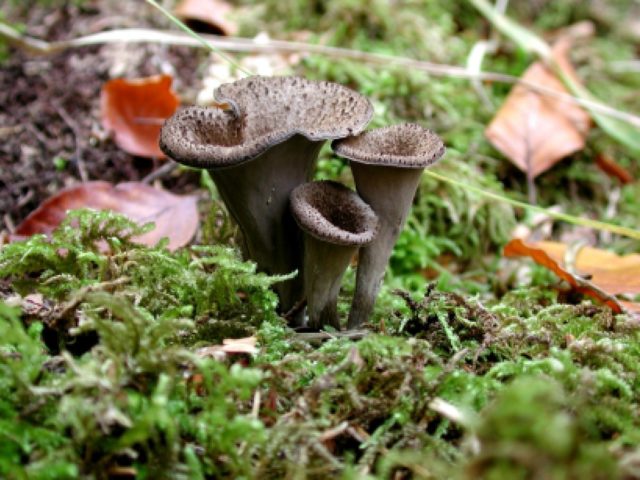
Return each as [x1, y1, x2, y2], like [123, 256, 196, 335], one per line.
[301, 236, 358, 330]
[291, 181, 378, 330]
[332, 124, 445, 329]
[211, 135, 322, 315]
[347, 165, 423, 328]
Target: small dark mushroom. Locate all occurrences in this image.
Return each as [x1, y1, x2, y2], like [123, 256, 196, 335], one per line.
[332, 124, 445, 328]
[160, 76, 373, 324]
[290, 181, 378, 330]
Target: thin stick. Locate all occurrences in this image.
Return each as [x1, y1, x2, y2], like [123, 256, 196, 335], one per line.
[142, 0, 252, 76]
[141, 161, 178, 184]
[54, 102, 89, 183]
[1, 23, 639, 128]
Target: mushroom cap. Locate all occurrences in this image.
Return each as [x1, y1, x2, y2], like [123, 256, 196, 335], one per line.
[332, 123, 446, 168]
[160, 76, 373, 168]
[291, 181, 378, 246]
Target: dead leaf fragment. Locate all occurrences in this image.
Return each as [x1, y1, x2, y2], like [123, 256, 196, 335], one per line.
[14, 181, 198, 250]
[504, 238, 640, 313]
[196, 336, 258, 361]
[486, 40, 591, 177]
[174, 0, 238, 36]
[101, 75, 179, 158]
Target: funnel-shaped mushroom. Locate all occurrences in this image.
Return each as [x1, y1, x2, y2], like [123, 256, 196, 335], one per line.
[332, 124, 445, 329]
[160, 76, 373, 324]
[290, 181, 378, 330]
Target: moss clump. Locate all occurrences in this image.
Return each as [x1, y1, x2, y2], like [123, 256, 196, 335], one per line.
[0, 209, 287, 348]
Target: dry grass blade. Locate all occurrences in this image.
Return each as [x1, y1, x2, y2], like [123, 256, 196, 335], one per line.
[1, 23, 638, 128]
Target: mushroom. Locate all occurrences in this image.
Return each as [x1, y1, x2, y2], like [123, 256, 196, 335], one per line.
[160, 76, 372, 324]
[290, 180, 378, 330]
[332, 124, 445, 329]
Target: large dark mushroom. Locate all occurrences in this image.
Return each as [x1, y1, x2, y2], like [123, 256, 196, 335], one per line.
[160, 76, 373, 324]
[332, 124, 445, 329]
[290, 181, 378, 330]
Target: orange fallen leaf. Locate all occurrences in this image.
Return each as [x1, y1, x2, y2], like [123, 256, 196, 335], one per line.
[504, 238, 640, 313]
[14, 181, 198, 251]
[174, 0, 238, 36]
[101, 75, 179, 158]
[486, 39, 591, 178]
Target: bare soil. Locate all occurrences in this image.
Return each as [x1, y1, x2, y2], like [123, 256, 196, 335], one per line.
[0, 2, 206, 233]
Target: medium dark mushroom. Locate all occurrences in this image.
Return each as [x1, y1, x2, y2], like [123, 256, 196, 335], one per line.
[332, 124, 445, 329]
[290, 181, 378, 330]
[160, 76, 372, 324]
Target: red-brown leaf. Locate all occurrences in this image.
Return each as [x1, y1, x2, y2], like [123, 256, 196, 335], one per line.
[504, 238, 640, 313]
[101, 75, 179, 158]
[14, 181, 198, 251]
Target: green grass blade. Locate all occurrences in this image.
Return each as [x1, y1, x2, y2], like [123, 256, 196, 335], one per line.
[424, 169, 640, 241]
[142, 0, 253, 76]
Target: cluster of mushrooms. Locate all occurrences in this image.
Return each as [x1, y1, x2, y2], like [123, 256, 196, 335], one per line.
[160, 76, 445, 330]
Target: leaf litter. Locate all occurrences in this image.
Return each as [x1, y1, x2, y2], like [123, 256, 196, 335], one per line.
[12, 181, 199, 251]
[486, 38, 591, 178]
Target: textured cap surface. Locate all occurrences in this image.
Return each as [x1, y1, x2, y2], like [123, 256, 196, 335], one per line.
[160, 76, 373, 168]
[291, 181, 378, 246]
[332, 123, 446, 168]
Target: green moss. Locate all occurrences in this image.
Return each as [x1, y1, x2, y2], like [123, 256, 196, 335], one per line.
[0, 209, 287, 346]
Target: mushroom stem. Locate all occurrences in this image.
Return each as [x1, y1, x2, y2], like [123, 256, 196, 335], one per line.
[332, 124, 445, 329]
[291, 180, 378, 331]
[211, 135, 322, 322]
[302, 235, 358, 330]
[347, 165, 422, 329]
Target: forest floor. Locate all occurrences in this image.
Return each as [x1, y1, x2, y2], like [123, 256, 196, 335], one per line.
[1, 0, 640, 479]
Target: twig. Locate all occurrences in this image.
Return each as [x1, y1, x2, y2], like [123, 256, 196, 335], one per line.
[318, 421, 350, 442]
[466, 40, 496, 110]
[1, 23, 639, 128]
[53, 102, 89, 183]
[251, 389, 261, 419]
[282, 298, 307, 322]
[3, 214, 15, 233]
[141, 161, 178, 184]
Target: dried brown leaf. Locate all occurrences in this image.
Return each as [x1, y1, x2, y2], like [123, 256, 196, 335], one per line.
[486, 40, 591, 177]
[196, 336, 258, 360]
[14, 181, 198, 250]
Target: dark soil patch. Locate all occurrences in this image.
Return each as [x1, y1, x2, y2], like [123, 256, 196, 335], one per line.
[0, 2, 207, 233]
